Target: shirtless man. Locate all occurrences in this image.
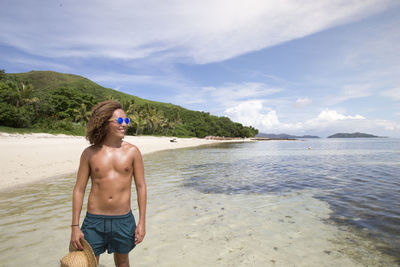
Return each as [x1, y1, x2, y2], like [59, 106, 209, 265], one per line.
[70, 100, 147, 267]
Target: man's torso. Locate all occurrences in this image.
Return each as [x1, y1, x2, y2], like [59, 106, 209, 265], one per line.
[86, 141, 136, 215]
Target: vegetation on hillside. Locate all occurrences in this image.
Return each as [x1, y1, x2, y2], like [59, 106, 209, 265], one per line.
[0, 69, 258, 137]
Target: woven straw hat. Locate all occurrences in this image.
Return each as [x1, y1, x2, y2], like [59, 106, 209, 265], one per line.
[60, 239, 97, 267]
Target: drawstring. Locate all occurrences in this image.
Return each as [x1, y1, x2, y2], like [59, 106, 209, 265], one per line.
[103, 218, 112, 234]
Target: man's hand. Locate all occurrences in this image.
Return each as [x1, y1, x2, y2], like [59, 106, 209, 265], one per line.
[71, 227, 85, 250]
[135, 223, 145, 245]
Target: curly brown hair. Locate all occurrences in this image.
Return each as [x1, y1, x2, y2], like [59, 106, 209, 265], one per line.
[86, 100, 122, 145]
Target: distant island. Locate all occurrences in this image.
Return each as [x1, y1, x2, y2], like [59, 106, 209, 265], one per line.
[328, 132, 381, 138]
[256, 133, 320, 139]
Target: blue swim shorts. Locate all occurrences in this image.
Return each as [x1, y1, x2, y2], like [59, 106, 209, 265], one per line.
[81, 210, 136, 256]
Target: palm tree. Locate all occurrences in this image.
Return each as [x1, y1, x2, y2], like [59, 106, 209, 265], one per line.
[105, 95, 117, 100]
[16, 82, 35, 108]
[161, 117, 175, 136]
[126, 100, 138, 117]
[143, 104, 156, 134]
[171, 108, 182, 135]
[73, 103, 90, 124]
[135, 112, 147, 135]
[126, 101, 143, 135]
[150, 110, 165, 134]
[123, 99, 136, 111]
[0, 69, 5, 80]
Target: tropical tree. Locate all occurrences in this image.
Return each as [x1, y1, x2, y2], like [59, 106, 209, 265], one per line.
[135, 111, 148, 135]
[122, 99, 136, 111]
[142, 104, 156, 133]
[0, 69, 5, 80]
[126, 102, 139, 135]
[126, 100, 138, 116]
[48, 87, 94, 119]
[0, 81, 36, 127]
[161, 117, 174, 135]
[73, 103, 91, 124]
[12, 82, 38, 108]
[150, 110, 165, 134]
[105, 95, 118, 100]
[170, 108, 182, 134]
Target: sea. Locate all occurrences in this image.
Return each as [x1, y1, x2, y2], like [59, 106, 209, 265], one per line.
[179, 138, 400, 263]
[0, 138, 399, 266]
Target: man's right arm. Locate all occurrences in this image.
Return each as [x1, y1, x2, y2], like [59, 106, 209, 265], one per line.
[71, 148, 90, 250]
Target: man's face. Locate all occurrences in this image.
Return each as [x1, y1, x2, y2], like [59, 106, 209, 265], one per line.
[107, 109, 128, 139]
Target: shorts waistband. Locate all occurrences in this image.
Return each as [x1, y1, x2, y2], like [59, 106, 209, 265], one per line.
[85, 210, 132, 219]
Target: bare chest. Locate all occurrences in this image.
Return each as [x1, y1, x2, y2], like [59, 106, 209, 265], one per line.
[89, 150, 133, 178]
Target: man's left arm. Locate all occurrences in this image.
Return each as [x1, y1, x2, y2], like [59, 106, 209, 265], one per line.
[132, 146, 147, 245]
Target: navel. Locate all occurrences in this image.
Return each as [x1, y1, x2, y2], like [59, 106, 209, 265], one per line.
[109, 196, 113, 200]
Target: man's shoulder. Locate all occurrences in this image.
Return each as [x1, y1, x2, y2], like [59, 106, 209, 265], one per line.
[85, 144, 100, 151]
[82, 145, 99, 156]
[122, 141, 141, 154]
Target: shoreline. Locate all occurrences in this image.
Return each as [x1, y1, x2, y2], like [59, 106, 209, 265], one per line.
[0, 133, 253, 191]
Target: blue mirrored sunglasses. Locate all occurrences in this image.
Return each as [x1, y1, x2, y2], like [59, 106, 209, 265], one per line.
[109, 117, 130, 125]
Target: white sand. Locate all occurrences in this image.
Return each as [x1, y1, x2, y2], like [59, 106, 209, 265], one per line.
[0, 133, 249, 190]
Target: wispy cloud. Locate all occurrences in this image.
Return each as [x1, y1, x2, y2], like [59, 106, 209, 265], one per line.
[2, 54, 72, 72]
[173, 82, 282, 111]
[295, 97, 312, 108]
[0, 0, 396, 64]
[326, 83, 372, 105]
[203, 82, 282, 106]
[381, 88, 400, 101]
[87, 73, 186, 89]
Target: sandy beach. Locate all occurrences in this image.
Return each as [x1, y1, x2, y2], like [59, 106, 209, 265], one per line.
[0, 133, 249, 190]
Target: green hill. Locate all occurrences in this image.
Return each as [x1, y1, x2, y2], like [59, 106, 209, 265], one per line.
[0, 70, 258, 137]
[7, 70, 160, 106]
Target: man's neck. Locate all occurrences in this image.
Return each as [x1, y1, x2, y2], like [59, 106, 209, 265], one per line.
[102, 136, 123, 148]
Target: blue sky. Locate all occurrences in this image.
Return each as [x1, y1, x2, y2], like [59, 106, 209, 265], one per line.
[1, 0, 400, 137]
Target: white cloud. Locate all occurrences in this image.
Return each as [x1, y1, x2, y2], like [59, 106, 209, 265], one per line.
[327, 83, 372, 105]
[174, 82, 282, 109]
[373, 119, 400, 131]
[223, 100, 400, 136]
[313, 109, 365, 121]
[295, 97, 312, 108]
[224, 100, 280, 128]
[0, 0, 396, 64]
[300, 109, 366, 134]
[381, 88, 400, 101]
[205, 83, 282, 105]
[2, 54, 72, 72]
[87, 73, 185, 89]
